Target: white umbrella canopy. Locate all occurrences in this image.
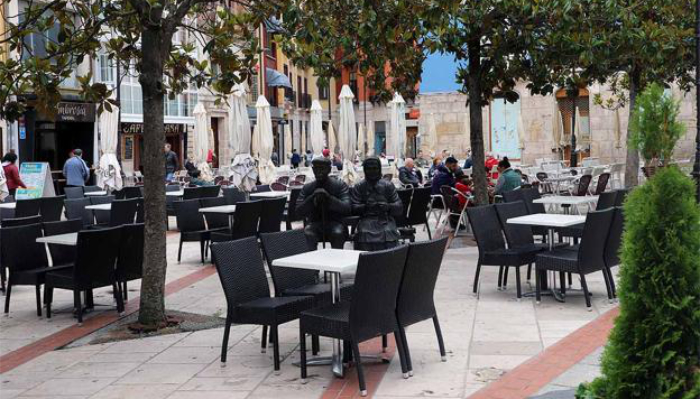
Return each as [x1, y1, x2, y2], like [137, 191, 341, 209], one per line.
[193, 102, 214, 181]
[309, 100, 325, 157]
[328, 122, 337, 154]
[388, 92, 407, 162]
[229, 84, 251, 156]
[517, 113, 526, 150]
[301, 122, 307, 155]
[338, 85, 358, 185]
[284, 123, 292, 164]
[255, 95, 276, 184]
[96, 100, 123, 190]
[366, 122, 375, 156]
[357, 123, 366, 159]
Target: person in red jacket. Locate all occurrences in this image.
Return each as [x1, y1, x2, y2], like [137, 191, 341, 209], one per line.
[2, 152, 26, 196]
[485, 152, 499, 181]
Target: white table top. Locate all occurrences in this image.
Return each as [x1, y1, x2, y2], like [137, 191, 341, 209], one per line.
[37, 232, 78, 246]
[166, 191, 184, 197]
[0, 202, 16, 209]
[84, 191, 108, 196]
[250, 191, 290, 198]
[85, 203, 112, 211]
[507, 214, 586, 228]
[199, 205, 237, 214]
[534, 195, 599, 206]
[545, 175, 577, 182]
[272, 249, 364, 274]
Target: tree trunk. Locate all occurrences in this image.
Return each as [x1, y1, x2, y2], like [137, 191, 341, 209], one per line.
[467, 40, 489, 205]
[137, 27, 169, 327]
[624, 71, 641, 188]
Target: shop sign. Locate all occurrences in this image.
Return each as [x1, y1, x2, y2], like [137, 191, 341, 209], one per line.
[56, 102, 95, 122]
[121, 122, 184, 136]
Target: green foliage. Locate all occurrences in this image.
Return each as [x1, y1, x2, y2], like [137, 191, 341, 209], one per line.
[580, 167, 700, 399]
[629, 83, 685, 167]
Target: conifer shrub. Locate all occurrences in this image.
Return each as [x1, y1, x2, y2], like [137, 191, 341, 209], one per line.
[578, 167, 700, 399]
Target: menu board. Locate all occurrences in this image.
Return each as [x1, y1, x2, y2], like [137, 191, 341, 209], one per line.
[16, 162, 56, 199]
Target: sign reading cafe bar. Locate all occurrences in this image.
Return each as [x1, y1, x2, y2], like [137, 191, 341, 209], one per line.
[121, 122, 184, 136]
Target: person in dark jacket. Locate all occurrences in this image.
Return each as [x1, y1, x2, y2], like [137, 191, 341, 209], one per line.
[431, 156, 459, 196]
[164, 143, 179, 181]
[350, 157, 403, 251]
[296, 158, 351, 249]
[398, 158, 423, 187]
[291, 149, 301, 168]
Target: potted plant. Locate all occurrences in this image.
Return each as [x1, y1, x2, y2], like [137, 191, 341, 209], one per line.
[628, 83, 685, 177]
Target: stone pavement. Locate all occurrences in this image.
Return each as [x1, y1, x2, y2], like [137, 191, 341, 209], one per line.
[0, 221, 615, 398]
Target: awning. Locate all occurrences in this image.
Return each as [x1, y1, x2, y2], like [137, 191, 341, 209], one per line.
[266, 68, 293, 89]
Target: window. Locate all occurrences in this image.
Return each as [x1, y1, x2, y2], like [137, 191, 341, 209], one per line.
[556, 88, 591, 146]
[120, 64, 142, 115]
[318, 81, 329, 100]
[97, 52, 115, 84]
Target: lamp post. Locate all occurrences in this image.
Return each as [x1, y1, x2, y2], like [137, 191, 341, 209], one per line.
[694, 0, 700, 202]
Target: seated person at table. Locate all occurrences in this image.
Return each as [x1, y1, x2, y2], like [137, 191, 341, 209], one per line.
[492, 157, 521, 195]
[189, 170, 213, 186]
[454, 170, 472, 208]
[485, 152, 499, 180]
[398, 158, 423, 187]
[296, 158, 351, 249]
[431, 156, 459, 196]
[350, 157, 403, 251]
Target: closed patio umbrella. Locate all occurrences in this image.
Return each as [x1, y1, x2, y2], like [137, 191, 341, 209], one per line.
[301, 122, 307, 155]
[284, 123, 292, 164]
[193, 102, 213, 181]
[256, 96, 276, 184]
[388, 92, 406, 163]
[96, 99, 123, 191]
[614, 108, 622, 149]
[338, 85, 358, 185]
[552, 98, 564, 151]
[357, 123, 366, 159]
[328, 122, 337, 154]
[309, 100, 325, 157]
[366, 122, 375, 157]
[228, 84, 257, 192]
[517, 113, 526, 150]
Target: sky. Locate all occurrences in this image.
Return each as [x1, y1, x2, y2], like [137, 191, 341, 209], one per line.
[420, 52, 462, 93]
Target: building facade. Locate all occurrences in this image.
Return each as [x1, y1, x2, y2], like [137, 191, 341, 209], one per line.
[417, 81, 698, 166]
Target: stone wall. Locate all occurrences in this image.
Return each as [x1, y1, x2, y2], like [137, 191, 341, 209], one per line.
[418, 82, 698, 166]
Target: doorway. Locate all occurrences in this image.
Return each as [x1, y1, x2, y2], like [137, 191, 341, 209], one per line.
[490, 94, 521, 160]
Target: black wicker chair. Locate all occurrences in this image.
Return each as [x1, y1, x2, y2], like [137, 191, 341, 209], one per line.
[90, 195, 115, 226]
[83, 185, 102, 194]
[258, 197, 287, 234]
[602, 207, 624, 298]
[174, 199, 211, 263]
[64, 186, 84, 199]
[117, 223, 144, 300]
[534, 208, 615, 308]
[495, 201, 570, 284]
[183, 187, 203, 200]
[39, 196, 65, 222]
[299, 246, 410, 395]
[255, 184, 271, 193]
[501, 189, 525, 204]
[15, 198, 41, 218]
[614, 189, 629, 207]
[201, 185, 221, 198]
[109, 198, 139, 226]
[223, 187, 246, 205]
[123, 186, 143, 199]
[210, 200, 262, 243]
[396, 237, 449, 376]
[199, 197, 230, 233]
[2, 215, 42, 227]
[45, 227, 124, 323]
[592, 173, 610, 195]
[64, 198, 94, 228]
[520, 188, 549, 241]
[211, 237, 313, 370]
[400, 186, 433, 241]
[284, 188, 303, 231]
[396, 188, 413, 240]
[467, 205, 542, 298]
[42, 219, 82, 267]
[2, 223, 62, 316]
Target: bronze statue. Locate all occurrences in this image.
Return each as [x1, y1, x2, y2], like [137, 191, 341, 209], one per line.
[296, 158, 351, 249]
[350, 157, 403, 251]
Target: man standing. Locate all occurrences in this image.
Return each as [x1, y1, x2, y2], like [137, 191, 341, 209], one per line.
[164, 143, 178, 181]
[291, 149, 301, 168]
[398, 158, 423, 187]
[296, 158, 351, 249]
[63, 148, 90, 187]
[351, 157, 403, 251]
